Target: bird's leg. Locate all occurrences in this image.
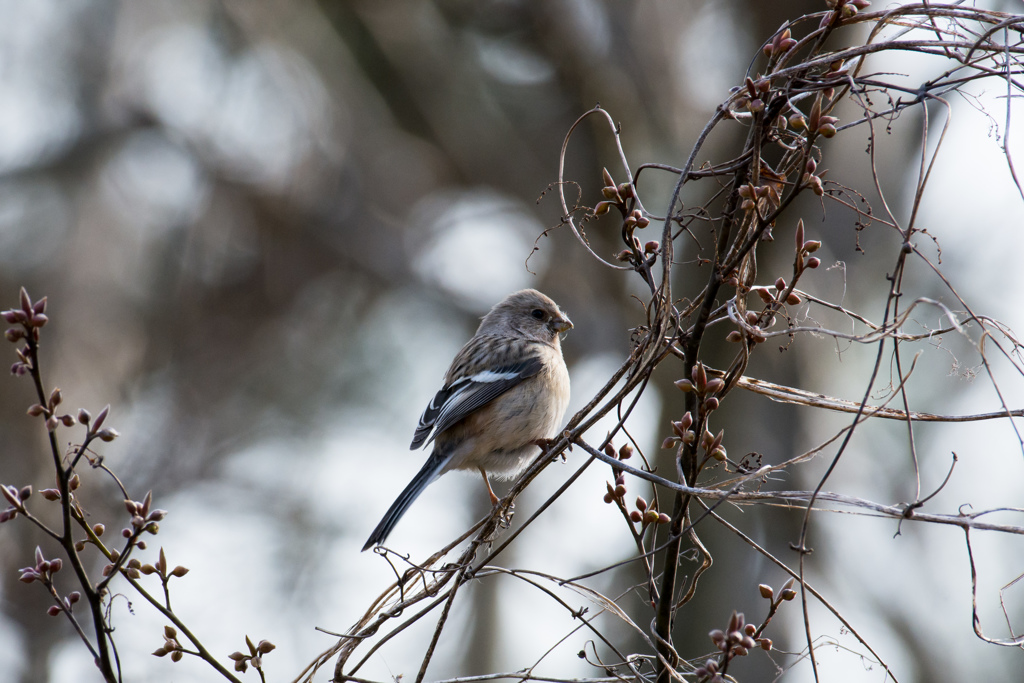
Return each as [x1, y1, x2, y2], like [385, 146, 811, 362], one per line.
[481, 466, 515, 530]
[478, 466, 500, 506]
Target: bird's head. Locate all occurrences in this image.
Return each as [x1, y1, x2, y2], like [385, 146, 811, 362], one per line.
[479, 289, 572, 344]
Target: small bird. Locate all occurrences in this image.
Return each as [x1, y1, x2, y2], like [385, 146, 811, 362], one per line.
[362, 289, 572, 551]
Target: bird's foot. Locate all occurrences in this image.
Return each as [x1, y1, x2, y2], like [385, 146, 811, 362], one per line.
[496, 500, 515, 530]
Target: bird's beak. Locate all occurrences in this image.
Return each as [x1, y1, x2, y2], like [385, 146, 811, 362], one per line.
[552, 315, 573, 335]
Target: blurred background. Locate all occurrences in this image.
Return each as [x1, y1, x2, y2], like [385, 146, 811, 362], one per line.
[1, 0, 1023, 681]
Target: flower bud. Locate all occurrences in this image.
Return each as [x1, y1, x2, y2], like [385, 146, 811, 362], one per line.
[726, 330, 743, 342]
[93, 405, 109, 431]
[806, 257, 821, 269]
[818, 123, 837, 138]
[674, 379, 694, 393]
[97, 428, 119, 442]
[602, 167, 615, 188]
[759, 584, 774, 599]
[692, 363, 707, 390]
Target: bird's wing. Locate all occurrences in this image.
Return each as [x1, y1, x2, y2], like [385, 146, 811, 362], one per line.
[410, 355, 543, 449]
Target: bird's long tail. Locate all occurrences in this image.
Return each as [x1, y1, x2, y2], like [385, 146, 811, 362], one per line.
[362, 457, 444, 551]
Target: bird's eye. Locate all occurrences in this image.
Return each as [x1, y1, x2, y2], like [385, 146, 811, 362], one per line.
[531, 309, 546, 320]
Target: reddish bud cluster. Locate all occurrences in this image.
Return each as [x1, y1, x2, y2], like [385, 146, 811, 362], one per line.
[18, 546, 62, 585]
[125, 491, 167, 536]
[595, 168, 655, 268]
[702, 609, 773, 673]
[2, 288, 48, 375]
[152, 625, 185, 662]
[227, 636, 276, 673]
[762, 28, 798, 59]
[603, 472, 627, 504]
[139, 547, 190, 583]
[628, 495, 670, 528]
